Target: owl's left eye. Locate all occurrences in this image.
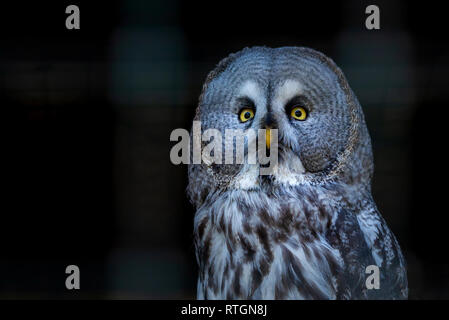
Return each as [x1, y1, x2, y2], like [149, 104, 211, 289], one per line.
[290, 105, 308, 121]
[239, 108, 255, 123]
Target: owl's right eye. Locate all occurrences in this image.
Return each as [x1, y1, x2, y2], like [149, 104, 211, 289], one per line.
[239, 108, 255, 123]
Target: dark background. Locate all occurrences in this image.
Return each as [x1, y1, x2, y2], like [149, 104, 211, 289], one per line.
[0, 0, 448, 299]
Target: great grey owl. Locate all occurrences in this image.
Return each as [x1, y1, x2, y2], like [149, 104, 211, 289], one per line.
[187, 46, 408, 299]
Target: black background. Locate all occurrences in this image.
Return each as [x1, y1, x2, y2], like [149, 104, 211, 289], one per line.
[0, 1, 448, 299]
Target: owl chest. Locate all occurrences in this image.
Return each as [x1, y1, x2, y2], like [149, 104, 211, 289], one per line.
[197, 216, 341, 299]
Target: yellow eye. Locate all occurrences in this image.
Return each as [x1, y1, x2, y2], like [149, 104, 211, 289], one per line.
[239, 108, 255, 122]
[290, 106, 307, 120]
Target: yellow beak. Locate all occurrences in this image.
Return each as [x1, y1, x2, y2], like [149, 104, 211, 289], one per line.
[266, 128, 271, 149]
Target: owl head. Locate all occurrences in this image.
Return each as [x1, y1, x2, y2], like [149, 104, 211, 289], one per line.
[188, 47, 373, 207]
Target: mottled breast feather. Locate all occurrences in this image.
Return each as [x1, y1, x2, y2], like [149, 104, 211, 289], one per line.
[193, 182, 407, 299]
